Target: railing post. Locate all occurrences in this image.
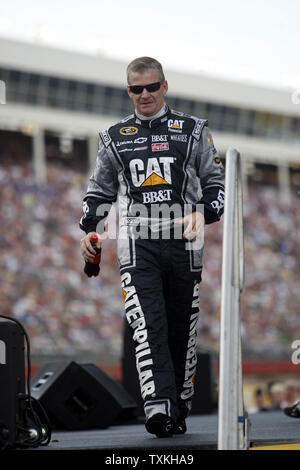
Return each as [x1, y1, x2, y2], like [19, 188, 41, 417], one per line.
[217, 147, 246, 450]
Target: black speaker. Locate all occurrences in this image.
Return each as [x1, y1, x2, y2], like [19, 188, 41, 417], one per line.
[191, 351, 217, 415]
[122, 321, 216, 416]
[31, 361, 137, 430]
[0, 320, 26, 447]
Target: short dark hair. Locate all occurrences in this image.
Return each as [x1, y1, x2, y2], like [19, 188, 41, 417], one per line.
[127, 57, 165, 84]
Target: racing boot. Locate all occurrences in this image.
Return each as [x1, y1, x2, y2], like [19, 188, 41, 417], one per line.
[173, 417, 187, 434]
[145, 413, 175, 438]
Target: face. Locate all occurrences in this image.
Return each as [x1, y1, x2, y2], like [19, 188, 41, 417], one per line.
[127, 69, 168, 117]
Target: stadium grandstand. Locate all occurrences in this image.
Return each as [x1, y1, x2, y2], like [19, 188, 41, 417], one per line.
[0, 38, 299, 413]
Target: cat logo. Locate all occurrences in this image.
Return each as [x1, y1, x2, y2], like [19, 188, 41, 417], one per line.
[120, 126, 138, 136]
[129, 156, 174, 187]
[142, 173, 168, 186]
[168, 119, 184, 133]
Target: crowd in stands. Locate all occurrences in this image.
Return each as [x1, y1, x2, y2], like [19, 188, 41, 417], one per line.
[202, 178, 300, 358]
[0, 144, 299, 363]
[247, 378, 300, 414]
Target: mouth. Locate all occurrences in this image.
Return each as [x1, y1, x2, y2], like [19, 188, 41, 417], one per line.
[140, 101, 154, 107]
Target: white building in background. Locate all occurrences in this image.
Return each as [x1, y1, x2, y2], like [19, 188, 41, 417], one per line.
[0, 37, 299, 201]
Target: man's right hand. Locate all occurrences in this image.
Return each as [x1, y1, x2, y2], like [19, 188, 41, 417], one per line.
[80, 232, 101, 263]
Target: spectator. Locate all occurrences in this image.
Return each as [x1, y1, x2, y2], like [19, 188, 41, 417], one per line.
[282, 380, 300, 408]
[247, 387, 269, 414]
[267, 382, 286, 410]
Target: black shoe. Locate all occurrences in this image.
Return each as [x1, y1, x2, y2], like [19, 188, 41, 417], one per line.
[173, 418, 187, 435]
[145, 413, 174, 438]
[284, 401, 300, 418]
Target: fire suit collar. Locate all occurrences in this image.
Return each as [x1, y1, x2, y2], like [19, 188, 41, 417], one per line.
[135, 105, 170, 129]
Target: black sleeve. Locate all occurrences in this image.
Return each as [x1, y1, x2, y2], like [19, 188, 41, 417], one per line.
[196, 126, 225, 224]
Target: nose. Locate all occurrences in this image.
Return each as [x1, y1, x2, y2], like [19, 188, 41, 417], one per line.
[140, 87, 151, 98]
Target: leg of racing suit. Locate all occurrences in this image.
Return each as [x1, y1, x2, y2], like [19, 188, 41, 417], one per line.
[120, 235, 201, 424]
[163, 248, 201, 421]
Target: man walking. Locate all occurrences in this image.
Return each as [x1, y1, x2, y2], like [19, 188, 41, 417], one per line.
[80, 57, 224, 437]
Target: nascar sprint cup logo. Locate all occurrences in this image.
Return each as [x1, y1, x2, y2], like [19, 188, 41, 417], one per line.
[120, 126, 138, 136]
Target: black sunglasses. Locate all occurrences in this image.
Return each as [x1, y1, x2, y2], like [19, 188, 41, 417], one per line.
[128, 81, 163, 94]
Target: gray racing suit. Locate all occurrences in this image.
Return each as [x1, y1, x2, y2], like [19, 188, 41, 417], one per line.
[80, 105, 224, 422]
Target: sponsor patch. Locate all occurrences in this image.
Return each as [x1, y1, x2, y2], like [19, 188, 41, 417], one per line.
[142, 189, 172, 203]
[192, 119, 207, 140]
[116, 140, 133, 147]
[129, 156, 174, 187]
[168, 119, 184, 133]
[134, 146, 148, 151]
[100, 130, 112, 147]
[123, 217, 140, 226]
[214, 157, 224, 171]
[120, 126, 138, 136]
[151, 135, 168, 142]
[134, 137, 147, 144]
[170, 134, 188, 142]
[152, 142, 169, 152]
[211, 189, 225, 213]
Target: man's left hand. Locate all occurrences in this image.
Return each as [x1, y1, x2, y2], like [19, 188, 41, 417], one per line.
[175, 211, 205, 241]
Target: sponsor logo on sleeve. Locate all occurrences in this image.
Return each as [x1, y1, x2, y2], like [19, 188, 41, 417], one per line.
[211, 189, 225, 213]
[214, 157, 224, 171]
[193, 119, 207, 140]
[100, 130, 112, 147]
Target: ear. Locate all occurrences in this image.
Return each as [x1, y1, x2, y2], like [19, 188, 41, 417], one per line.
[163, 80, 168, 96]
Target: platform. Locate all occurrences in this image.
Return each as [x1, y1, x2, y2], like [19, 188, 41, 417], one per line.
[12, 410, 300, 454]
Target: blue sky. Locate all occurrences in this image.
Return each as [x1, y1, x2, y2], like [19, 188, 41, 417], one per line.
[0, 0, 299, 90]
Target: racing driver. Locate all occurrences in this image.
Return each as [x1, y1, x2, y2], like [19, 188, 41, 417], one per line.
[79, 57, 225, 437]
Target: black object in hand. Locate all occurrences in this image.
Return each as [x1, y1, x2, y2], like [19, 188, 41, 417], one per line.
[84, 234, 102, 277]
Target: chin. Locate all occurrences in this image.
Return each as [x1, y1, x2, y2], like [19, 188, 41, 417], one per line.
[139, 105, 156, 116]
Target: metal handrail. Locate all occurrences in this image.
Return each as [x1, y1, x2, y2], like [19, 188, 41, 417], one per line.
[217, 147, 247, 450]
